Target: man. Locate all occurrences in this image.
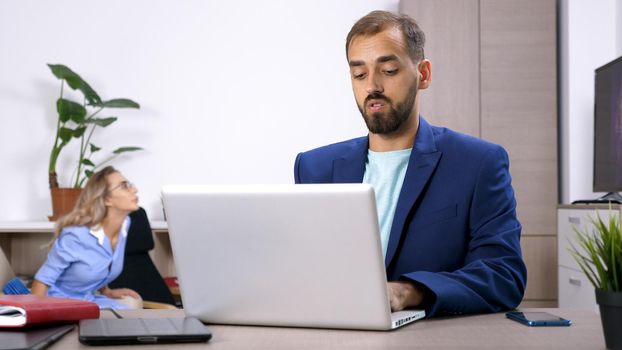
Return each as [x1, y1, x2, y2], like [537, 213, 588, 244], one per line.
[294, 11, 527, 317]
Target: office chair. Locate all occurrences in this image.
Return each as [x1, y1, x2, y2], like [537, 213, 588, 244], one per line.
[109, 207, 177, 309]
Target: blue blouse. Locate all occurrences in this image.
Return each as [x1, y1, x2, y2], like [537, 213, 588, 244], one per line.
[35, 217, 130, 309]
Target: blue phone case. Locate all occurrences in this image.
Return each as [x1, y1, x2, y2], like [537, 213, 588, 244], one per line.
[506, 311, 572, 327]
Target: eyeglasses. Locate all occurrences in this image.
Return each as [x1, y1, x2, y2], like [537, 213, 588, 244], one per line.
[111, 181, 136, 192]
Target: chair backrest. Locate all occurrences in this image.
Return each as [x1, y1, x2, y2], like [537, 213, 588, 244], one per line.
[0, 246, 15, 291]
[109, 208, 175, 305]
[125, 207, 155, 255]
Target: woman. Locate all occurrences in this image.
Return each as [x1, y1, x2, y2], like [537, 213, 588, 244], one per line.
[32, 166, 142, 309]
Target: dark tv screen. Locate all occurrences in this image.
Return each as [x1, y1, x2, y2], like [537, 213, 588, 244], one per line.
[594, 56, 622, 193]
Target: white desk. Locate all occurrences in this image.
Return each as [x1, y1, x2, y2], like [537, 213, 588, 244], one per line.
[45, 308, 606, 349]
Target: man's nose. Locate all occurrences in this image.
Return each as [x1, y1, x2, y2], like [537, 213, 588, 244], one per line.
[365, 72, 383, 94]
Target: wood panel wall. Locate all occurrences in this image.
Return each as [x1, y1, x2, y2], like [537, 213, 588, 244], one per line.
[400, 0, 558, 307]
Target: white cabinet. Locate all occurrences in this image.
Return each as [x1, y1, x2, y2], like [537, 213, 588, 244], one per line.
[557, 205, 619, 311]
[558, 266, 596, 310]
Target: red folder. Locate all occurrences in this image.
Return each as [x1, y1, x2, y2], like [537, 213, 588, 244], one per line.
[0, 295, 99, 328]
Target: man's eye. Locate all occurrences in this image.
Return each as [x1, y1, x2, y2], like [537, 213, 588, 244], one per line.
[353, 73, 366, 79]
[385, 69, 398, 75]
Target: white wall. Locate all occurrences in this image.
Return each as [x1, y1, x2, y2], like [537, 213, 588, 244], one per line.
[560, 0, 620, 203]
[0, 0, 398, 220]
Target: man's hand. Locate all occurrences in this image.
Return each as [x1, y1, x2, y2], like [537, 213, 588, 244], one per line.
[387, 281, 424, 311]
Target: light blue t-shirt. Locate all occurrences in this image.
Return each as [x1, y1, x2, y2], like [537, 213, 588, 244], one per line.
[363, 148, 412, 259]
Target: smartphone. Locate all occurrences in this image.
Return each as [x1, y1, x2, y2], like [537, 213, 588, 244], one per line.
[505, 311, 572, 327]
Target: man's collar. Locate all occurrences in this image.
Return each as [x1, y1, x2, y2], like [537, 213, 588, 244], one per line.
[412, 116, 438, 154]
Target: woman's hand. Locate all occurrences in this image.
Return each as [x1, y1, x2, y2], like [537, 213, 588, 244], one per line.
[31, 280, 49, 296]
[100, 286, 141, 300]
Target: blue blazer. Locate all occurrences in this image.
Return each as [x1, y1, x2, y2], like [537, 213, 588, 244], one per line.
[294, 117, 527, 317]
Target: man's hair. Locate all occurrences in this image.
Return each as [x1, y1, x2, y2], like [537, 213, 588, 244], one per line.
[346, 10, 425, 62]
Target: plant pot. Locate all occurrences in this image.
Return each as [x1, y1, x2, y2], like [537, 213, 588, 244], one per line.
[48, 188, 82, 221]
[596, 289, 622, 349]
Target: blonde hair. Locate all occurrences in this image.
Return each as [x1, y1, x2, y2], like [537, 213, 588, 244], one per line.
[53, 166, 118, 239]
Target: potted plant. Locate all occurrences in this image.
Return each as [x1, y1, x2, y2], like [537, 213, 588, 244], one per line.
[47, 64, 142, 220]
[570, 209, 622, 349]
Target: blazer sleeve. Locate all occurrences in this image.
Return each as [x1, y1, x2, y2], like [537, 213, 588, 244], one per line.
[402, 145, 527, 317]
[294, 152, 303, 184]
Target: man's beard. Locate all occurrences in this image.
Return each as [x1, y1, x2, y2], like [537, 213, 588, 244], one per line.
[357, 85, 418, 135]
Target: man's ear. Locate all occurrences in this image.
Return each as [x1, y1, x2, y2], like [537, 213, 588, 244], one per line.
[418, 59, 432, 89]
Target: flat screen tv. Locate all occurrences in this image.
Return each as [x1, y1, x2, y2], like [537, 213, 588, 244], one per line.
[593, 56, 622, 202]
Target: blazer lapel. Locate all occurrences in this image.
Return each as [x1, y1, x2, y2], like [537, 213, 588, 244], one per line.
[385, 117, 442, 267]
[332, 138, 368, 183]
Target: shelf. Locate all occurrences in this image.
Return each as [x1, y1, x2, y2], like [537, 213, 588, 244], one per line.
[0, 220, 168, 233]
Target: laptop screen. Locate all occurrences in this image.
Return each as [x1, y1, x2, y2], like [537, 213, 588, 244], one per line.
[162, 184, 421, 330]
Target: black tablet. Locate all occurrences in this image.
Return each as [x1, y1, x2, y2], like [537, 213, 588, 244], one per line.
[79, 317, 211, 345]
[0, 324, 74, 350]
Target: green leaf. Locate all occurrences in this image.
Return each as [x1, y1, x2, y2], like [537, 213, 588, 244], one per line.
[72, 126, 86, 138]
[102, 98, 140, 109]
[569, 248, 599, 288]
[81, 159, 95, 167]
[56, 98, 86, 123]
[89, 143, 101, 153]
[85, 170, 94, 178]
[570, 209, 622, 292]
[86, 117, 117, 127]
[47, 64, 102, 106]
[112, 146, 143, 154]
[59, 127, 73, 142]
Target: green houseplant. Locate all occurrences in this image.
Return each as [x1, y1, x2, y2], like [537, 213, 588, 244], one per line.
[570, 209, 622, 349]
[47, 64, 142, 220]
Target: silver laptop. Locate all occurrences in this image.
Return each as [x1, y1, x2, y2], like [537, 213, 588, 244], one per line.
[161, 184, 425, 330]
